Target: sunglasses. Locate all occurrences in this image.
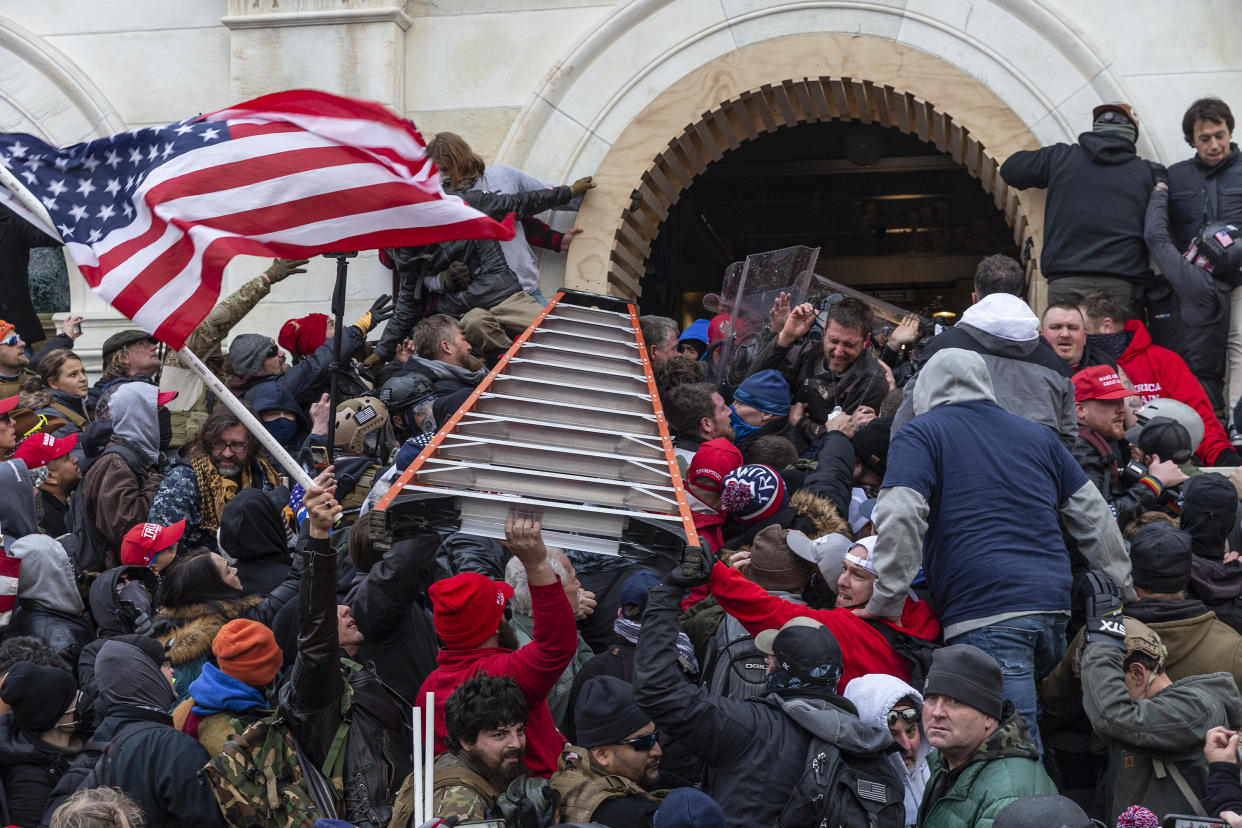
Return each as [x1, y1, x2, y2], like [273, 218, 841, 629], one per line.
[616, 730, 660, 751]
[888, 708, 921, 727]
[0, 334, 19, 347]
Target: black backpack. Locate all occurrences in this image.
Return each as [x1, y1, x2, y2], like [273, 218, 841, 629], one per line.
[864, 618, 942, 692]
[701, 613, 770, 701]
[773, 697, 906, 828]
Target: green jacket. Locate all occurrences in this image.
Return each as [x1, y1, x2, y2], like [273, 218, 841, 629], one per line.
[1081, 640, 1242, 824]
[917, 707, 1055, 828]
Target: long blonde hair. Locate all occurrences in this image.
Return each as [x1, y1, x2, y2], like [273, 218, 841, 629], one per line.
[426, 132, 485, 190]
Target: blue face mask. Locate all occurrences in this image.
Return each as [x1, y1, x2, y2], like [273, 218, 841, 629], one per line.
[263, 417, 298, 446]
[730, 406, 760, 440]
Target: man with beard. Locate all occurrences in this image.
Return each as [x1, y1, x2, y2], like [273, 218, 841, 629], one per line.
[664, 382, 735, 471]
[147, 406, 280, 551]
[1070, 365, 1186, 530]
[751, 296, 888, 436]
[420, 675, 530, 822]
[552, 676, 671, 826]
[395, 313, 488, 424]
[419, 515, 578, 779]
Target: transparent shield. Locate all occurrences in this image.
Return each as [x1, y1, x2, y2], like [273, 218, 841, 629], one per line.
[711, 245, 820, 394]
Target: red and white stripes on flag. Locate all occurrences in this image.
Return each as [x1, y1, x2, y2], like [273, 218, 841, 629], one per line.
[0, 552, 19, 626]
[0, 89, 515, 350]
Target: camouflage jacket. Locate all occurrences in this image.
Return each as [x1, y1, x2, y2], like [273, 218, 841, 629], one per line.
[430, 751, 500, 822]
[160, 275, 270, 447]
[918, 705, 1056, 827]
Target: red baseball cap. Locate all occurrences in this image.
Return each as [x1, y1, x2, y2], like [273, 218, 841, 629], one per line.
[0, 395, 17, 417]
[14, 431, 77, 469]
[121, 520, 186, 568]
[429, 572, 514, 649]
[157, 390, 178, 407]
[1073, 365, 1133, 402]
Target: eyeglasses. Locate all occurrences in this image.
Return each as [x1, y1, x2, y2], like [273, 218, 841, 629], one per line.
[0, 334, 19, 347]
[215, 441, 251, 455]
[888, 708, 921, 727]
[616, 730, 660, 751]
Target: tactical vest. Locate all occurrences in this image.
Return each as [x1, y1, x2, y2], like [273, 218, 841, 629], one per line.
[549, 746, 660, 824]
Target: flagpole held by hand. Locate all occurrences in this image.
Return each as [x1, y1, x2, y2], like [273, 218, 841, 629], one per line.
[176, 344, 316, 491]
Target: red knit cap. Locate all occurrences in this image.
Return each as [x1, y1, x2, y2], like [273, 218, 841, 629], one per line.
[687, 437, 743, 493]
[212, 618, 283, 687]
[278, 313, 329, 357]
[429, 572, 515, 649]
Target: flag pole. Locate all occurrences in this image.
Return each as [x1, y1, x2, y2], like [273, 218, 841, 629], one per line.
[322, 252, 357, 465]
[177, 345, 316, 491]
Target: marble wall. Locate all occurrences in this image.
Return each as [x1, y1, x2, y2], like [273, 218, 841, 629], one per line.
[0, 0, 1237, 369]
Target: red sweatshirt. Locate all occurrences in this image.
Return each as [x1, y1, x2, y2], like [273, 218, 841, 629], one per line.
[417, 578, 577, 778]
[707, 561, 940, 691]
[1117, 320, 1232, 464]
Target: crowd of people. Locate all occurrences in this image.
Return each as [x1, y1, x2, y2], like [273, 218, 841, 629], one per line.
[0, 99, 1238, 828]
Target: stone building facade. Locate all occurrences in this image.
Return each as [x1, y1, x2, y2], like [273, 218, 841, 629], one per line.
[0, 0, 1238, 367]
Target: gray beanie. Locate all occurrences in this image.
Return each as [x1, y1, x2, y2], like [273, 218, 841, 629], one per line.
[922, 644, 1004, 720]
[229, 333, 276, 377]
[993, 794, 1092, 827]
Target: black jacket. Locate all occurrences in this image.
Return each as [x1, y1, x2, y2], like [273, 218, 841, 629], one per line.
[1145, 184, 1231, 386]
[1070, 427, 1166, 530]
[633, 584, 897, 827]
[346, 533, 439, 705]
[0, 206, 62, 344]
[5, 606, 92, 680]
[1001, 131, 1155, 282]
[0, 714, 76, 828]
[388, 186, 574, 321]
[749, 339, 887, 423]
[41, 706, 224, 828]
[1168, 144, 1242, 250]
[279, 537, 413, 828]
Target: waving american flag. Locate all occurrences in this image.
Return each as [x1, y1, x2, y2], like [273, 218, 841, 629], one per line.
[0, 89, 514, 350]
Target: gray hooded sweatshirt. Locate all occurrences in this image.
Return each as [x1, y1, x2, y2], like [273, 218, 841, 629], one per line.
[0, 459, 37, 544]
[867, 348, 1131, 636]
[893, 293, 1077, 447]
[108, 382, 162, 465]
[845, 673, 931, 826]
[11, 534, 84, 617]
[96, 639, 177, 712]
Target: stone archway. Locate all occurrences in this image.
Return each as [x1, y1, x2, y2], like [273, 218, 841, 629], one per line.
[494, 2, 1139, 306]
[610, 77, 1031, 301]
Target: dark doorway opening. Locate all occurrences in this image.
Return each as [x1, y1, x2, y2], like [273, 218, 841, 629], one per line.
[640, 119, 1020, 324]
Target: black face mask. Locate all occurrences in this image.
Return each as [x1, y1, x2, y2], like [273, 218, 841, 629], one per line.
[158, 407, 172, 452]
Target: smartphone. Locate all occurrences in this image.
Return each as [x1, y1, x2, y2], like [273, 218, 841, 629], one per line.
[73, 321, 82, 335]
[1162, 816, 1228, 827]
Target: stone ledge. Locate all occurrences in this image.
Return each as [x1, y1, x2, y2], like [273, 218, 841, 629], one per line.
[222, 7, 414, 31]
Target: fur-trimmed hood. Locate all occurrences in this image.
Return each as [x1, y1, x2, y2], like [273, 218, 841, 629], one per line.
[154, 596, 260, 666]
[789, 488, 851, 538]
[18, 388, 51, 412]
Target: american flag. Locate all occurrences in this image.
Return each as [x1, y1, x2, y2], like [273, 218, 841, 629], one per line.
[0, 89, 515, 350]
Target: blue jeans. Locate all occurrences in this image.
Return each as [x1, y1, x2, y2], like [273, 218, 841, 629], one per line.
[947, 612, 1068, 755]
[527, 288, 548, 306]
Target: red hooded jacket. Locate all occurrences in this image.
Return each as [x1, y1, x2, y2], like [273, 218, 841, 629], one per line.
[417, 579, 577, 779]
[707, 561, 940, 691]
[1117, 320, 1232, 464]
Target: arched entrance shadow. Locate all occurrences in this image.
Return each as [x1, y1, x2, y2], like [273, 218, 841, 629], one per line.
[612, 77, 1034, 301]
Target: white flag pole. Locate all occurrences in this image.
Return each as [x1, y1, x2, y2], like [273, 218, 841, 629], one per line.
[424, 692, 435, 822]
[177, 345, 316, 491]
[412, 705, 424, 826]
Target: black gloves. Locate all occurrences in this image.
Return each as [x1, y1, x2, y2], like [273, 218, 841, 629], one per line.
[662, 545, 713, 589]
[352, 294, 394, 335]
[1083, 570, 1126, 649]
[369, 293, 395, 324]
[441, 261, 472, 293]
[1148, 161, 1168, 186]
